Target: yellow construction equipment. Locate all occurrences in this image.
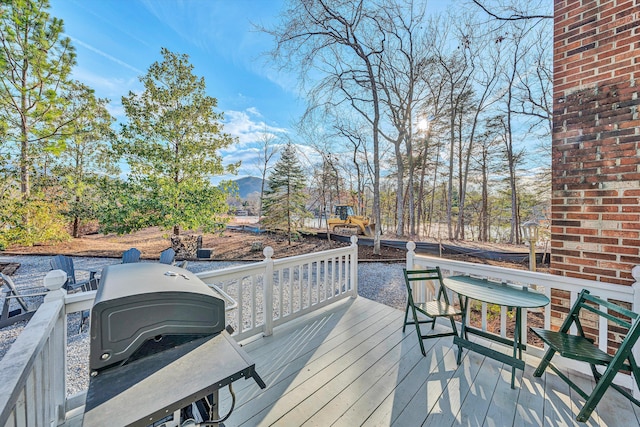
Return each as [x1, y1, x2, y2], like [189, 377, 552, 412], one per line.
[327, 205, 375, 237]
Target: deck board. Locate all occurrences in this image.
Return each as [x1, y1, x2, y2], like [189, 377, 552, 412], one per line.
[223, 296, 640, 427]
[66, 296, 639, 426]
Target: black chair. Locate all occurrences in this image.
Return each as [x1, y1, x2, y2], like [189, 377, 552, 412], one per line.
[159, 248, 176, 265]
[531, 289, 640, 422]
[0, 273, 47, 328]
[121, 248, 141, 264]
[403, 267, 462, 356]
[50, 255, 98, 292]
[50, 255, 100, 333]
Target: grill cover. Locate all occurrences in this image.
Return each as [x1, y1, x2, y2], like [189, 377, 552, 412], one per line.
[89, 263, 225, 373]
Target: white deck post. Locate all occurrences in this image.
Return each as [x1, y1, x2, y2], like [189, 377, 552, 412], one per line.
[406, 242, 422, 301]
[350, 235, 358, 298]
[43, 270, 68, 424]
[263, 246, 274, 337]
[631, 265, 640, 400]
[406, 241, 416, 271]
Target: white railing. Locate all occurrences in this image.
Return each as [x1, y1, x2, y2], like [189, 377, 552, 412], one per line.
[0, 288, 67, 427]
[0, 240, 358, 426]
[406, 241, 640, 398]
[196, 236, 359, 341]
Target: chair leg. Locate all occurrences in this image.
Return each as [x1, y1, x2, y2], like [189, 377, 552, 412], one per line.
[402, 301, 410, 333]
[79, 310, 90, 334]
[577, 362, 622, 422]
[533, 347, 557, 377]
[449, 316, 458, 337]
[411, 306, 427, 356]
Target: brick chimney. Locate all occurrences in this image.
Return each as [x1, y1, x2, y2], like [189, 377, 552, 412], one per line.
[552, 0, 640, 285]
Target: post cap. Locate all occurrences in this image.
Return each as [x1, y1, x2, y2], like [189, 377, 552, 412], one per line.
[44, 269, 67, 290]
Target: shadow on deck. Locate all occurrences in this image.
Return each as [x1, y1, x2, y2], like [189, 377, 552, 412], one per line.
[218, 296, 640, 427]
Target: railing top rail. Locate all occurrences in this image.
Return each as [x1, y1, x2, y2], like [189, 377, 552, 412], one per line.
[411, 253, 634, 300]
[196, 261, 265, 281]
[272, 244, 355, 267]
[195, 243, 357, 283]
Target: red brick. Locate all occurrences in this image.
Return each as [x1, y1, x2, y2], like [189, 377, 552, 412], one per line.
[583, 267, 619, 277]
[602, 214, 640, 222]
[564, 257, 597, 266]
[602, 245, 639, 255]
[602, 229, 639, 238]
[565, 271, 599, 281]
[552, 0, 639, 285]
[566, 227, 598, 235]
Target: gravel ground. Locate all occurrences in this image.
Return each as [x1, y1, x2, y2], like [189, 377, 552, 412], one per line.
[0, 254, 405, 395]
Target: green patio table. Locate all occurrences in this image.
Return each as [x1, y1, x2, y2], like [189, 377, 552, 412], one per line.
[443, 275, 550, 388]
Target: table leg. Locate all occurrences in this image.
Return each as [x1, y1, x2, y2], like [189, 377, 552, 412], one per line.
[456, 295, 468, 365]
[510, 307, 522, 389]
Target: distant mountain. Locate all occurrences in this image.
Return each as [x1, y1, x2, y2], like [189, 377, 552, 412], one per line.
[234, 176, 264, 199]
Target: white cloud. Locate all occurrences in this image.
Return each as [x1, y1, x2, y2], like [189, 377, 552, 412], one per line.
[217, 108, 290, 178]
[66, 35, 144, 75]
[106, 103, 125, 120]
[224, 109, 288, 147]
[71, 68, 139, 98]
[246, 107, 262, 118]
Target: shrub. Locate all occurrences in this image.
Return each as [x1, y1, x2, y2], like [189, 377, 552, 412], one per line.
[0, 195, 70, 247]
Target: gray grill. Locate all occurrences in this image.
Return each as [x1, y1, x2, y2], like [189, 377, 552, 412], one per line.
[89, 263, 226, 373]
[83, 262, 266, 427]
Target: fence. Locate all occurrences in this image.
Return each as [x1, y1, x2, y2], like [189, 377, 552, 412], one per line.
[196, 237, 359, 341]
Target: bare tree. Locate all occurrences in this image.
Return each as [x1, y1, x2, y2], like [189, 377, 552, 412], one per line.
[431, 20, 474, 239]
[254, 126, 279, 222]
[453, 17, 502, 240]
[262, 0, 388, 253]
[332, 120, 370, 215]
[375, 0, 430, 238]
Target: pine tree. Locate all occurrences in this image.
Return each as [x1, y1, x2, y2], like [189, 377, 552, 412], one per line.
[0, 0, 76, 197]
[112, 48, 236, 236]
[262, 143, 308, 244]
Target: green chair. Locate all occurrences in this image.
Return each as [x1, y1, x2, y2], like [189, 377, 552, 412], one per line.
[402, 267, 462, 356]
[531, 289, 640, 422]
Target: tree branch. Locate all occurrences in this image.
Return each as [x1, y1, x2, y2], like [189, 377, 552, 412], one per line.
[471, 0, 552, 20]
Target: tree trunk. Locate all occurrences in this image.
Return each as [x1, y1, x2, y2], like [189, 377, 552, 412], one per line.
[20, 59, 30, 198]
[73, 216, 80, 239]
[480, 147, 489, 242]
[394, 139, 404, 237]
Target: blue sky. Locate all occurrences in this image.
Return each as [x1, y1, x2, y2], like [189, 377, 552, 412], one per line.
[50, 1, 459, 181]
[50, 0, 299, 180]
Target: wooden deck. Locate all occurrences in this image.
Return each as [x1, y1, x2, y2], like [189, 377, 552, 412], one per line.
[219, 296, 639, 427]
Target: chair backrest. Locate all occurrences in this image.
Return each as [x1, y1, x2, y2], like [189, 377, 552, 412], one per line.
[567, 289, 640, 344]
[159, 248, 176, 265]
[122, 248, 141, 264]
[50, 255, 77, 285]
[0, 273, 29, 312]
[403, 267, 448, 304]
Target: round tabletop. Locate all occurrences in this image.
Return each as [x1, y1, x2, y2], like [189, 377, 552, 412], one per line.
[443, 275, 550, 308]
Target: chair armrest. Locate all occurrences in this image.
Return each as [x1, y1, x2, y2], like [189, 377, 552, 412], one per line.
[6, 291, 49, 299]
[66, 278, 91, 292]
[12, 285, 48, 293]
